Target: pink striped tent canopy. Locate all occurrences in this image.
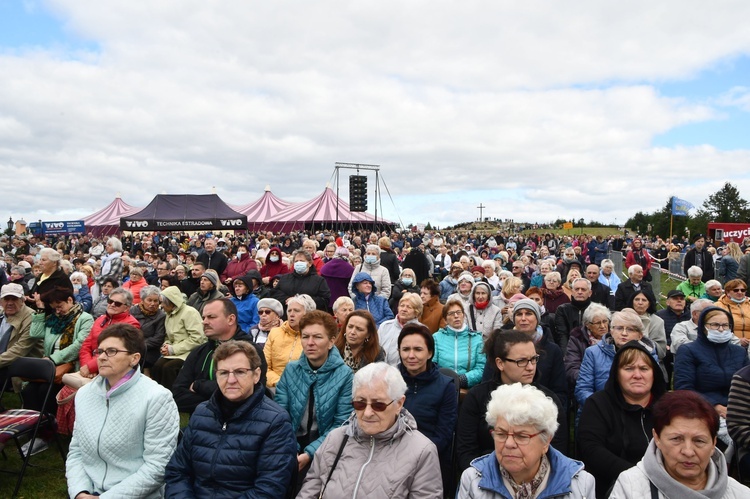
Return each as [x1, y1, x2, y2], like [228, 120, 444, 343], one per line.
[234, 186, 292, 230]
[264, 186, 393, 232]
[83, 196, 142, 237]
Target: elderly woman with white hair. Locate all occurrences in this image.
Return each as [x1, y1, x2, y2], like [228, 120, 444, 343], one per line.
[677, 265, 707, 303]
[702, 279, 723, 302]
[265, 293, 317, 387]
[297, 362, 442, 498]
[70, 271, 93, 313]
[29, 247, 74, 315]
[458, 383, 595, 498]
[97, 237, 124, 286]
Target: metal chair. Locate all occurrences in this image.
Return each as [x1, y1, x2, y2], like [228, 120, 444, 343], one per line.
[0, 357, 65, 498]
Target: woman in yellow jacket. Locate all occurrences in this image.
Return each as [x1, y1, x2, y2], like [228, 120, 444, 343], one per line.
[716, 278, 750, 348]
[264, 294, 316, 387]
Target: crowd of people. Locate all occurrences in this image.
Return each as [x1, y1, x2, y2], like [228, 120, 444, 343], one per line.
[1, 227, 750, 497]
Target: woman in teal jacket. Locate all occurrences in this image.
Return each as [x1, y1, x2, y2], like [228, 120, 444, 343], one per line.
[275, 310, 353, 475]
[432, 296, 486, 388]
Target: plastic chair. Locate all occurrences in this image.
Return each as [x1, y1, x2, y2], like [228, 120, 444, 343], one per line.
[0, 357, 66, 498]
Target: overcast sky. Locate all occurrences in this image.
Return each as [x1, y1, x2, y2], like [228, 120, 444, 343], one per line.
[2, 1, 750, 229]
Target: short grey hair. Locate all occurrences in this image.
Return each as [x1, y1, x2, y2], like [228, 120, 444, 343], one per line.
[583, 302, 611, 324]
[39, 247, 61, 263]
[628, 264, 642, 276]
[69, 271, 87, 284]
[704, 280, 722, 291]
[332, 296, 354, 312]
[365, 244, 380, 254]
[687, 265, 703, 278]
[353, 362, 407, 402]
[10, 265, 26, 276]
[288, 294, 316, 313]
[140, 285, 162, 301]
[571, 278, 592, 290]
[690, 298, 713, 316]
[109, 287, 133, 306]
[106, 237, 123, 252]
[611, 308, 644, 334]
[544, 271, 561, 284]
[291, 249, 312, 264]
[601, 259, 614, 270]
[60, 260, 74, 274]
[485, 383, 559, 444]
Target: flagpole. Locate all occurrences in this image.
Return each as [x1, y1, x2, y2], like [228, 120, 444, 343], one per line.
[669, 196, 674, 242]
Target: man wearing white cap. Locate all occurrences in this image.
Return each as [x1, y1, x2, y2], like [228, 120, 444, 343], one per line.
[0, 283, 43, 387]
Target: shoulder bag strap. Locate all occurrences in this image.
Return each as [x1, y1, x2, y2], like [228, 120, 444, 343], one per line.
[320, 434, 349, 499]
[649, 479, 659, 499]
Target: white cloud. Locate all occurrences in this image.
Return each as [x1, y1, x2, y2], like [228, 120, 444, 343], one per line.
[2, 0, 750, 227]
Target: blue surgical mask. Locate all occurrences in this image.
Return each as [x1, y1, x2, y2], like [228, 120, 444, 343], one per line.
[706, 329, 734, 344]
[402, 278, 413, 286]
[294, 262, 308, 274]
[364, 255, 377, 265]
[269, 255, 279, 263]
[730, 296, 746, 304]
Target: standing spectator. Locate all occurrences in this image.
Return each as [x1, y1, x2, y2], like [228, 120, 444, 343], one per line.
[683, 233, 714, 282]
[378, 236, 401, 284]
[625, 237, 653, 281]
[196, 236, 228, 278]
[96, 237, 125, 286]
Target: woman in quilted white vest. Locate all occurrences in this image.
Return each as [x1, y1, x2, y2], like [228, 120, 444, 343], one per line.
[66, 323, 180, 499]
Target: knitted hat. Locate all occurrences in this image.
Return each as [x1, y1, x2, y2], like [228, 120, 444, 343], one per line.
[201, 271, 219, 287]
[257, 298, 283, 317]
[512, 299, 541, 324]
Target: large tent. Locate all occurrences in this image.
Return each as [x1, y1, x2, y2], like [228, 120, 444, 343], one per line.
[120, 194, 247, 232]
[265, 186, 394, 232]
[83, 195, 142, 237]
[233, 185, 292, 231]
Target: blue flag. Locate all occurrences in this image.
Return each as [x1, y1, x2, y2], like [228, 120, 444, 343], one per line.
[672, 197, 694, 216]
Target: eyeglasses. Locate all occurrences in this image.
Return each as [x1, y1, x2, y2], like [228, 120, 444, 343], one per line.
[503, 355, 540, 368]
[94, 348, 130, 357]
[490, 429, 543, 446]
[352, 399, 395, 412]
[258, 309, 275, 315]
[705, 322, 731, 330]
[107, 298, 126, 307]
[216, 368, 255, 379]
[446, 310, 464, 317]
[588, 319, 609, 328]
[730, 288, 747, 293]
[611, 325, 640, 333]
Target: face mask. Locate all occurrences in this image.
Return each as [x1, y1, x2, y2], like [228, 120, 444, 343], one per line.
[236, 251, 245, 258]
[73, 284, 81, 291]
[294, 262, 308, 274]
[474, 277, 482, 282]
[706, 329, 734, 344]
[731, 296, 746, 304]
[402, 278, 413, 286]
[364, 255, 377, 265]
[269, 255, 279, 263]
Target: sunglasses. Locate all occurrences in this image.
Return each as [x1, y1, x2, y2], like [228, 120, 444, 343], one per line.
[351, 399, 395, 412]
[107, 298, 126, 307]
[258, 309, 275, 315]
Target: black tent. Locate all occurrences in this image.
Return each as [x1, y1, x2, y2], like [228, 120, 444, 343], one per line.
[120, 194, 247, 231]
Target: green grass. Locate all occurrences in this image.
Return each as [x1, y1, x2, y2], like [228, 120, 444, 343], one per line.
[0, 392, 68, 498]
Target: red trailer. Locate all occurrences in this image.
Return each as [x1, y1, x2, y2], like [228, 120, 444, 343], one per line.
[707, 222, 750, 243]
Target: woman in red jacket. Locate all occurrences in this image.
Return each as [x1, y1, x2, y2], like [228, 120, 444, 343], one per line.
[625, 237, 653, 281]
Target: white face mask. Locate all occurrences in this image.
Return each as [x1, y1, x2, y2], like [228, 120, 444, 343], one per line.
[269, 255, 279, 263]
[706, 329, 734, 344]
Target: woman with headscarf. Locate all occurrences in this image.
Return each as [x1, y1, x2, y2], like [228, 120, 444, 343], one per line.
[260, 246, 289, 285]
[625, 236, 653, 281]
[467, 281, 503, 341]
[320, 246, 355, 310]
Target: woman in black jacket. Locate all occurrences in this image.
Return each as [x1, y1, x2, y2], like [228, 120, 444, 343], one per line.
[271, 249, 331, 312]
[577, 339, 667, 498]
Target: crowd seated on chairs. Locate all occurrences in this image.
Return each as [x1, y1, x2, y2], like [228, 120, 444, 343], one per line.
[3, 228, 750, 496]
